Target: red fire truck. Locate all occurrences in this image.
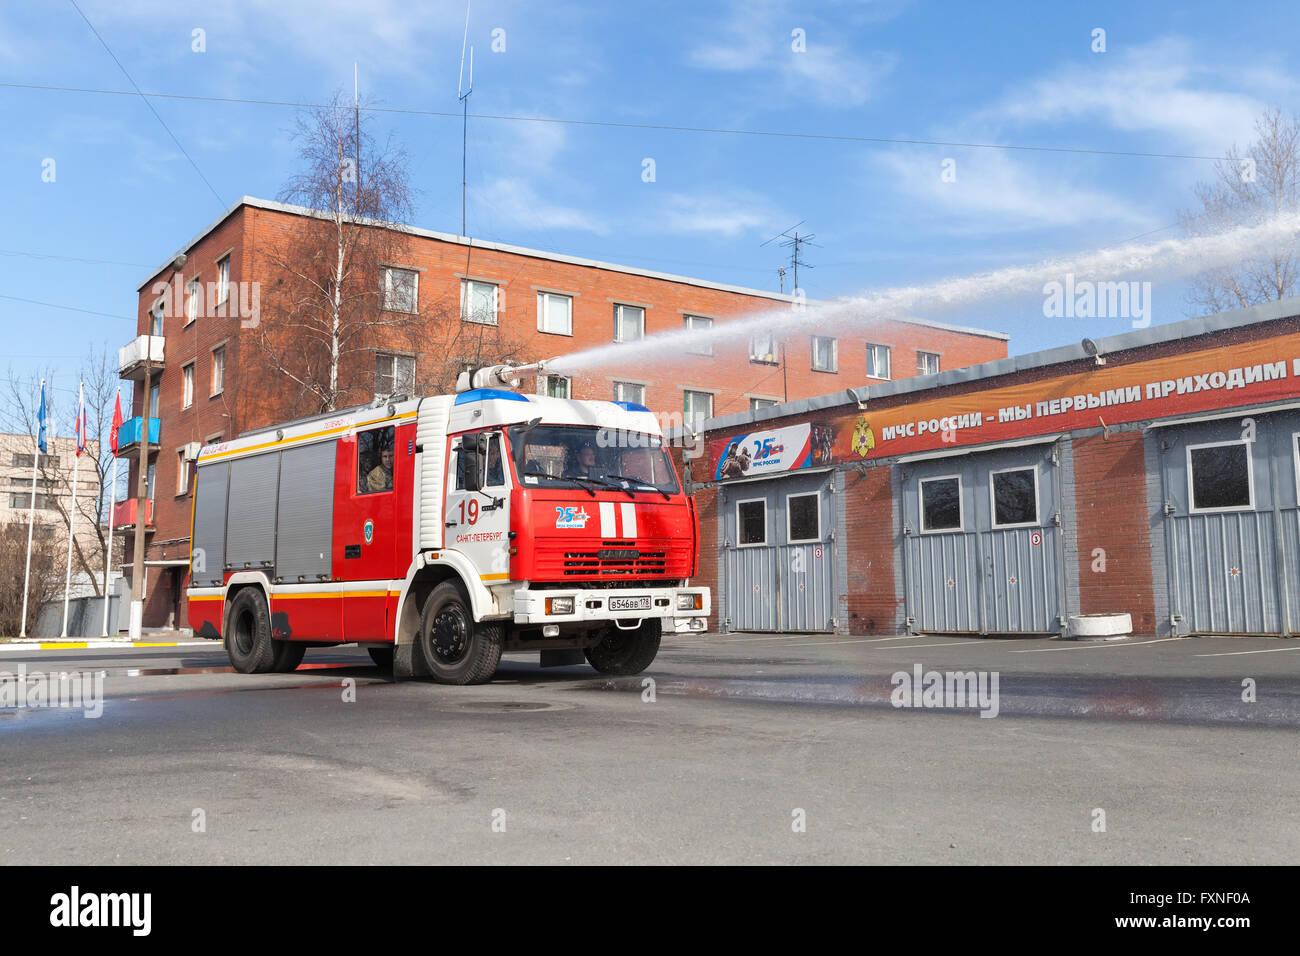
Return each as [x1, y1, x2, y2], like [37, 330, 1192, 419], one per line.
[187, 366, 710, 683]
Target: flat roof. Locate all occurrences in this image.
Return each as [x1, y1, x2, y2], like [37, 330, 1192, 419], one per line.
[701, 296, 1300, 433]
[137, 196, 1009, 342]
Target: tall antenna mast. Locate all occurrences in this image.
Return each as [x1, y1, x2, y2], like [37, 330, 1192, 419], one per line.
[354, 61, 361, 206]
[762, 220, 819, 294]
[458, 1, 474, 237]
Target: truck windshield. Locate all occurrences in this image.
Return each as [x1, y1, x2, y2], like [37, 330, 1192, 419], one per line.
[509, 424, 680, 495]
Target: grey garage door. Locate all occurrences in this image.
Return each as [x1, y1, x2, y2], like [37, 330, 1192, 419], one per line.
[901, 442, 1065, 634]
[1156, 410, 1300, 635]
[720, 472, 836, 632]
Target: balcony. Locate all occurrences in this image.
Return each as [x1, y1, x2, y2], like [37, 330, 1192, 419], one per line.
[118, 335, 165, 381]
[116, 416, 161, 455]
[112, 498, 154, 531]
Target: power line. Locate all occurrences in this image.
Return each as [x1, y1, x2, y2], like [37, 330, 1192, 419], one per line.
[65, 1, 225, 209]
[0, 293, 133, 321]
[0, 80, 1234, 163]
[0, 248, 151, 268]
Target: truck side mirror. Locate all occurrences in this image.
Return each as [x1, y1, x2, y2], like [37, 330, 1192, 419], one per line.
[462, 434, 489, 492]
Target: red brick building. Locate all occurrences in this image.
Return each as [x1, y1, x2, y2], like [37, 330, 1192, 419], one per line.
[689, 298, 1300, 639]
[116, 196, 1007, 628]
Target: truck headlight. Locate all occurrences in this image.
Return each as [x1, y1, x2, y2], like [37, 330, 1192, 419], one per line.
[676, 593, 703, 611]
[545, 596, 575, 615]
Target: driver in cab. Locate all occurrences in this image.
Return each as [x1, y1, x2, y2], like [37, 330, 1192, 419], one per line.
[564, 441, 601, 480]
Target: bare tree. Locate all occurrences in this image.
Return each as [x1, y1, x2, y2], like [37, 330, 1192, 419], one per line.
[1181, 108, 1300, 314]
[2, 347, 121, 597]
[0, 520, 61, 635]
[257, 92, 441, 413]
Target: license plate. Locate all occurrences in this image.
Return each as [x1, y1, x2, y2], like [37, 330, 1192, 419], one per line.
[609, 595, 651, 612]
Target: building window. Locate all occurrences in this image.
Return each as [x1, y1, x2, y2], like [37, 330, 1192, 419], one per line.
[920, 475, 962, 532]
[149, 379, 160, 419]
[459, 278, 497, 324]
[811, 336, 837, 372]
[749, 398, 778, 411]
[613, 382, 645, 406]
[866, 344, 891, 380]
[737, 499, 767, 547]
[182, 362, 194, 409]
[1188, 441, 1253, 512]
[184, 280, 199, 325]
[787, 492, 821, 543]
[384, 267, 419, 314]
[147, 462, 156, 503]
[991, 467, 1039, 527]
[12, 453, 58, 469]
[537, 292, 572, 335]
[210, 345, 225, 396]
[375, 352, 415, 398]
[918, 350, 940, 375]
[217, 256, 230, 305]
[176, 449, 190, 495]
[683, 314, 713, 355]
[750, 333, 778, 365]
[540, 375, 571, 399]
[683, 389, 713, 428]
[150, 301, 164, 336]
[613, 304, 645, 342]
[9, 493, 53, 510]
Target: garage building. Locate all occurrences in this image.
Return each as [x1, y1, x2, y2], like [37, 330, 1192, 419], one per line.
[686, 298, 1300, 638]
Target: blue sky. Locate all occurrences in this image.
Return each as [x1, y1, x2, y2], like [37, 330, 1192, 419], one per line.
[3, 0, 1299, 418]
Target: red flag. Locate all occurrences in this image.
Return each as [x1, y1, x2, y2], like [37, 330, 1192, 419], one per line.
[109, 391, 123, 456]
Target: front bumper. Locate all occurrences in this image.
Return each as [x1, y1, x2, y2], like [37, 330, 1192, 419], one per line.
[513, 585, 710, 630]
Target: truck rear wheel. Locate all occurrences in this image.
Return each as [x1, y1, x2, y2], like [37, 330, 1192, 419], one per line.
[271, 642, 305, 673]
[225, 588, 276, 674]
[585, 619, 661, 675]
[418, 581, 502, 685]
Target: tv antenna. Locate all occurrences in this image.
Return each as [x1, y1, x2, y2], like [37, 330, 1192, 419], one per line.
[458, 0, 474, 237]
[762, 221, 819, 293]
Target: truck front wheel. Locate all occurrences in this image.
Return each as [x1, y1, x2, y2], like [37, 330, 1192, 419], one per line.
[418, 581, 502, 685]
[225, 588, 276, 674]
[585, 619, 661, 675]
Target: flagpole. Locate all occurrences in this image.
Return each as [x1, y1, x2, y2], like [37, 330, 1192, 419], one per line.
[101, 387, 119, 637]
[19, 379, 44, 638]
[60, 382, 84, 639]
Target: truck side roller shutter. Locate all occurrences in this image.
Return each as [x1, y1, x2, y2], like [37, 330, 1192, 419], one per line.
[226, 452, 281, 571]
[275, 440, 336, 582]
[191, 460, 229, 587]
[417, 396, 455, 550]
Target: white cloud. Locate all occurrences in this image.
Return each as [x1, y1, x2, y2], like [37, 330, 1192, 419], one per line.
[872, 149, 1158, 233]
[657, 191, 782, 237]
[476, 177, 608, 234]
[989, 37, 1277, 155]
[688, 0, 896, 107]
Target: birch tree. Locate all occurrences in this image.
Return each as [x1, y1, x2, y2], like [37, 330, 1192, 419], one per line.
[1181, 108, 1300, 314]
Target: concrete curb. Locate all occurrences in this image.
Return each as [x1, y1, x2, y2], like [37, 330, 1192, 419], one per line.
[0, 641, 216, 652]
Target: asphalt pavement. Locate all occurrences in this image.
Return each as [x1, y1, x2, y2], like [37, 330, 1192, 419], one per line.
[1, 632, 1296, 864]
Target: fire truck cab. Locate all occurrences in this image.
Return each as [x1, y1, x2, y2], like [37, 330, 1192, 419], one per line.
[187, 385, 709, 683]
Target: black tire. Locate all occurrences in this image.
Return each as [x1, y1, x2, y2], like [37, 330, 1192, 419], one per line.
[368, 647, 395, 671]
[225, 588, 276, 674]
[271, 641, 306, 673]
[417, 581, 502, 685]
[585, 619, 662, 675]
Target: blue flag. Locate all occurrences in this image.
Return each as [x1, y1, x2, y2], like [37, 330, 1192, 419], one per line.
[36, 383, 47, 455]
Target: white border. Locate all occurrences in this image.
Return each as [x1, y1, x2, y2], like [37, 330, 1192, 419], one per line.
[919, 473, 963, 534]
[1186, 439, 1255, 513]
[786, 491, 821, 543]
[736, 496, 768, 548]
[990, 465, 1040, 528]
